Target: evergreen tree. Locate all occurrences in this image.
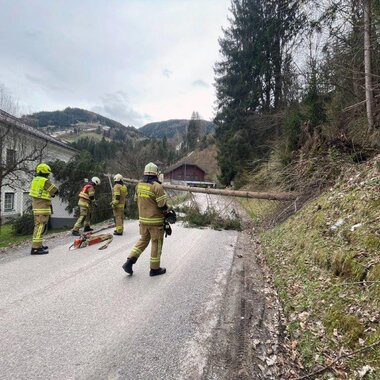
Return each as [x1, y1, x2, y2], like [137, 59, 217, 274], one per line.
[214, 0, 305, 185]
[187, 111, 201, 151]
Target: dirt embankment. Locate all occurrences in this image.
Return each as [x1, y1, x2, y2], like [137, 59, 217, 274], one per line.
[202, 217, 301, 379]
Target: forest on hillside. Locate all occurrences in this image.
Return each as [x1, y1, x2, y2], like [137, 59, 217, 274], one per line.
[214, 0, 380, 190]
[24, 107, 128, 129]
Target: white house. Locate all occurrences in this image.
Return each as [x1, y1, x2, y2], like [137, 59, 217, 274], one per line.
[0, 109, 77, 228]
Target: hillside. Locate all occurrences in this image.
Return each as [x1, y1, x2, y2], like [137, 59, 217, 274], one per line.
[252, 158, 380, 377]
[139, 119, 216, 139]
[22, 107, 145, 142]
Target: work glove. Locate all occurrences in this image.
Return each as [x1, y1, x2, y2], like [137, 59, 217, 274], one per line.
[164, 209, 177, 224]
[164, 221, 172, 238]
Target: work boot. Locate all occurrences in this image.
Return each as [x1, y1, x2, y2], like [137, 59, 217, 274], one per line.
[72, 230, 80, 236]
[122, 257, 137, 275]
[31, 247, 49, 255]
[83, 226, 93, 232]
[113, 231, 123, 236]
[149, 267, 166, 277]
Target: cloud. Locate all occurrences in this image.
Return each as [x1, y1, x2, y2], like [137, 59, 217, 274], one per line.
[92, 92, 150, 127]
[162, 69, 173, 78]
[0, 0, 231, 123]
[192, 80, 209, 88]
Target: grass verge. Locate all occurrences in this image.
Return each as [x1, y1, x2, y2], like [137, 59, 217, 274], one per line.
[243, 160, 380, 378]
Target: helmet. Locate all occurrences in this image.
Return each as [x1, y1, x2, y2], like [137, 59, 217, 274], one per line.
[113, 173, 123, 182]
[165, 209, 177, 224]
[36, 163, 52, 175]
[144, 162, 158, 176]
[91, 176, 101, 185]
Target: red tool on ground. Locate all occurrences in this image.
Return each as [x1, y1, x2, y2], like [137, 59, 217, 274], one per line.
[69, 224, 115, 251]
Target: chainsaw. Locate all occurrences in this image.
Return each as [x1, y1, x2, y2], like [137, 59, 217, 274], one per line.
[69, 223, 115, 251]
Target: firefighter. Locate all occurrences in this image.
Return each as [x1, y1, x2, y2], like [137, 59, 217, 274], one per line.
[29, 163, 58, 255]
[72, 176, 101, 236]
[122, 162, 169, 276]
[111, 173, 128, 235]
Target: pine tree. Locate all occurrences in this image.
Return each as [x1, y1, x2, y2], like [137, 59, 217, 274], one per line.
[214, 0, 305, 185]
[187, 111, 201, 151]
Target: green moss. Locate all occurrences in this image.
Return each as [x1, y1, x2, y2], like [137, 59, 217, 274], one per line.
[363, 234, 380, 251]
[324, 307, 364, 348]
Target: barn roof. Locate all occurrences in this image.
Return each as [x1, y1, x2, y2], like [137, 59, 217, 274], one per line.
[164, 161, 206, 174]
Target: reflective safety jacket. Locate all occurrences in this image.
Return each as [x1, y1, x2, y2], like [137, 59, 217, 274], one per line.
[135, 181, 167, 225]
[78, 183, 95, 208]
[29, 176, 58, 215]
[112, 183, 128, 209]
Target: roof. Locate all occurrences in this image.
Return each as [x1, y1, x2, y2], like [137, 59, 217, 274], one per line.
[164, 161, 206, 174]
[0, 109, 77, 153]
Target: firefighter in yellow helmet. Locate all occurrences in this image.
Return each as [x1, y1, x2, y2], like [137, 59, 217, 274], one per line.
[122, 162, 168, 276]
[29, 163, 58, 255]
[111, 174, 128, 235]
[72, 176, 101, 236]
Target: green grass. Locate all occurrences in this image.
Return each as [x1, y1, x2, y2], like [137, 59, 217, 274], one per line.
[0, 224, 71, 249]
[0, 224, 31, 248]
[62, 132, 111, 143]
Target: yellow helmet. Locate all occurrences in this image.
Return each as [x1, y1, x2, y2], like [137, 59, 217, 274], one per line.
[36, 163, 52, 175]
[144, 162, 158, 176]
[113, 173, 123, 182]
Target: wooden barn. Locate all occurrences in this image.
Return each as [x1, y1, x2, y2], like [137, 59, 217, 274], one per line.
[164, 163, 206, 182]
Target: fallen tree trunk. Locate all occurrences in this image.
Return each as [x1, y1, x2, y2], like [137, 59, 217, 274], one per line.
[122, 178, 298, 201]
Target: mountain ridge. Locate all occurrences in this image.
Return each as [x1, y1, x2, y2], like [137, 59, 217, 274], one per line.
[139, 119, 216, 139]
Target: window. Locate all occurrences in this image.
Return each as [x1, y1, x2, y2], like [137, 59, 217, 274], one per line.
[6, 149, 16, 167]
[4, 193, 15, 212]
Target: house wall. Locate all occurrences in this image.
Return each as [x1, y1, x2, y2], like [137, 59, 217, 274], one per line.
[0, 120, 77, 226]
[166, 165, 205, 181]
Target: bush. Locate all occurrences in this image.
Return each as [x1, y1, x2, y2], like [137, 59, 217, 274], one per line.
[12, 213, 34, 236]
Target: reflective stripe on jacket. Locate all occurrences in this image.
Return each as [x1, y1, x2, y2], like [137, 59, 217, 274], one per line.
[112, 183, 128, 209]
[78, 183, 95, 206]
[136, 181, 167, 225]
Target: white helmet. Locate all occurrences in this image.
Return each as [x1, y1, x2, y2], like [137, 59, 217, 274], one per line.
[144, 162, 158, 175]
[113, 173, 123, 182]
[91, 176, 101, 185]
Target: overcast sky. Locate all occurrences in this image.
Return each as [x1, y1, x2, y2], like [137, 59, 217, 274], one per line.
[0, 0, 230, 127]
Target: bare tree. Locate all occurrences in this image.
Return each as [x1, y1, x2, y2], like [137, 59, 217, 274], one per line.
[0, 84, 20, 116]
[0, 110, 48, 227]
[364, 0, 374, 132]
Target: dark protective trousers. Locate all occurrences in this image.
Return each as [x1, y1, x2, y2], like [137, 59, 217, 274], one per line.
[129, 224, 164, 269]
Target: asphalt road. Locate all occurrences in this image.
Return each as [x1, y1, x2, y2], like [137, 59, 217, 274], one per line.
[0, 217, 238, 379]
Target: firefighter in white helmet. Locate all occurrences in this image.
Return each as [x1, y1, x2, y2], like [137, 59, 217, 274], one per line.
[111, 174, 128, 235]
[72, 176, 101, 236]
[122, 162, 170, 276]
[29, 163, 58, 255]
